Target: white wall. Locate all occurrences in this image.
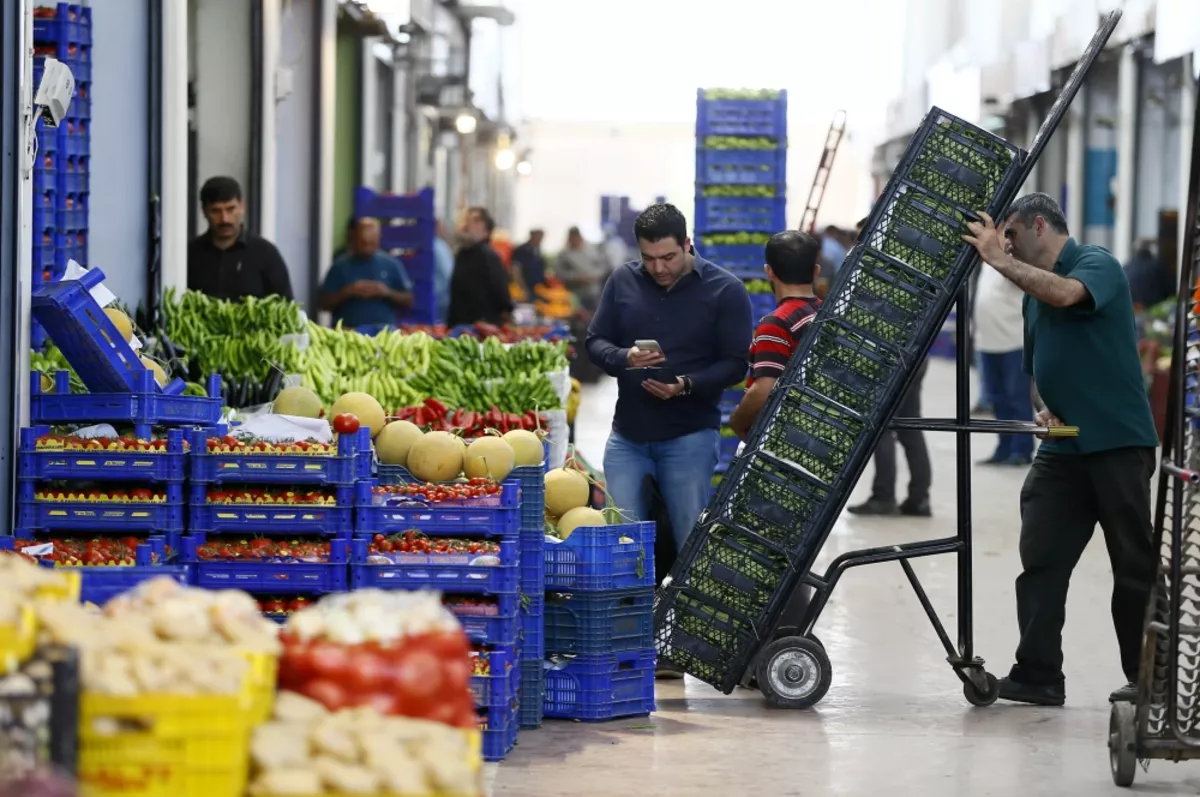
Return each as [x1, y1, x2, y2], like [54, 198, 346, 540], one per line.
[513, 118, 873, 253]
[274, 0, 317, 301]
[89, 0, 151, 306]
[190, 0, 252, 235]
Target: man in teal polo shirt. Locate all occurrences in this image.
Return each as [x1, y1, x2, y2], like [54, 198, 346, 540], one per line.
[964, 192, 1158, 707]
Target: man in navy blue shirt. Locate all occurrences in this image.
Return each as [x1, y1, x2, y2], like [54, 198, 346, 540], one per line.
[320, 217, 414, 329]
[587, 204, 752, 614]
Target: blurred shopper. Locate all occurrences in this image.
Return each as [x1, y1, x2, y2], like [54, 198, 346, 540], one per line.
[187, 176, 293, 301]
[512, 229, 547, 292]
[587, 203, 752, 678]
[975, 258, 1033, 465]
[319, 217, 414, 329]
[963, 192, 1158, 706]
[433, 219, 455, 324]
[729, 230, 822, 438]
[448, 206, 514, 327]
[1124, 238, 1174, 310]
[557, 227, 610, 310]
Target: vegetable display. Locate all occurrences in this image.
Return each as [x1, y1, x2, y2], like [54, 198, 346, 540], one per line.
[195, 538, 333, 563]
[204, 487, 341, 506]
[395, 402, 547, 436]
[399, 321, 570, 344]
[702, 88, 782, 100]
[701, 185, 780, 198]
[704, 136, 782, 150]
[204, 434, 335, 456]
[34, 433, 180, 453]
[700, 232, 771, 247]
[33, 486, 166, 503]
[365, 532, 501, 560]
[15, 536, 153, 567]
[372, 478, 503, 503]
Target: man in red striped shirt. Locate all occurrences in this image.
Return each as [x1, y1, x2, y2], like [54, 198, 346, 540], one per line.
[729, 230, 822, 439]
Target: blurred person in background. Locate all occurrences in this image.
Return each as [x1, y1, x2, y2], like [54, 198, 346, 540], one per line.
[1124, 238, 1174, 310]
[586, 203, 752, 679]
[557, 226, 611, 311]
[512, 229, 547, 293]
[729, 230, 822, 438]
[448, 206, 514, 326]
[319, 217, 414, 329]
[975, 255, 1034, 466]
[433, 219, 455, 324]
[187, 176, 293, 301]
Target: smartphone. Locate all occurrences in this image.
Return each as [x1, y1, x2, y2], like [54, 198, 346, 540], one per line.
[634, 339, 664, 354]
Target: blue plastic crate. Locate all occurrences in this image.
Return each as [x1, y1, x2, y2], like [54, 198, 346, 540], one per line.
[182, 533, 350, 594]
[543, 649, 656, 722]
[544, 521, 655, 592]
[359, 471, 520, 537]
[518, 658, 544, 729]
[749, 293, 776, 320]
[719, 387, 743, 418]
[34, 4, 87, 45]
[18, 481, 185, 534]
[57, 165, 87, 198]
[30, 372, 223, 439]
[31, 267, 185, 394]
[189, 483, 354, 536]
[190, 427, 371, 485]
[449, 592, 521, 646]
[480, 702, 519, 762]
[349, 537, 517, 595]
[694, 196, 787, 234]
[513, 463, 546, 533]
[520, 599, 544, 664]
[695, 89, 788, 138]
[379, 221, 436, 251]
[695, 148, 787, 186]
[354, 186, 435, 222]
[718, 433, 740, 463]
[470, 647, 519, 709]
[31, 322, 47, 351]
[57, 124, 89, 158]
[519, 531, 545, 596]
[18, 425, 187, 482]
[32, 243, 56, 271]
[544, 589, 653, 656]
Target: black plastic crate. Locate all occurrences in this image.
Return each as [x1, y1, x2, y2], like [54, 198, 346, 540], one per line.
[753, 388, 866, 486]
[789, 320, 907, 417]
[901, 112, 1016, 210]
[823, 250, 943, 347]
[654, 588, 763, 690]
[709, 452, 832, 559]
[863, 186, 972, 285]
[669, 521, 792, 617]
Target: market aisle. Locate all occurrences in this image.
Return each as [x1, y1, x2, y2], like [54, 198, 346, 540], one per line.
[485, 358, 1200, 796]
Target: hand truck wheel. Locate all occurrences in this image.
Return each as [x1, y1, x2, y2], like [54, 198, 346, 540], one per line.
[742, 635, 824, 691]
[755, 636, 831, 709]
[1109, 701, 1137, 787]
[962, 671, 999, 707]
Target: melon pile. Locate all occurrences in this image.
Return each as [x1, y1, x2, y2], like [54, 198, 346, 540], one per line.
[544, 467, 605, 540]
[375, 419, 545, 483]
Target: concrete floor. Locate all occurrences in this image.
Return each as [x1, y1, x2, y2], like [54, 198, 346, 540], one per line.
[486, 359, 1200, 796]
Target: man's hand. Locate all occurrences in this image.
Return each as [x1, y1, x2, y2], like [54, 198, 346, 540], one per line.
[1035, 408, 1064, 439]
[347, 280, 380, 299]
[642, 378, 685, 400]
[962, 211, 1009, 267]
[627, 346, 666, 369]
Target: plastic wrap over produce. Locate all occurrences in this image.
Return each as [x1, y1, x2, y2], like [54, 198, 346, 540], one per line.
[546, 409, 569, 469]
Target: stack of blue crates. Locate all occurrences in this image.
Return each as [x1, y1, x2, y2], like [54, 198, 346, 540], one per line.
[355, 463, 523, 762]
[32, 3, 92, 350]
[542, 521, 657, 721]
[515, 461, 546, 729]
[354, 187, 438, 325]
[693, 88, 788, 495]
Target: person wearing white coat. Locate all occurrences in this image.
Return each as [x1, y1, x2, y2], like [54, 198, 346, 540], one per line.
[975, 260, 1034, 465]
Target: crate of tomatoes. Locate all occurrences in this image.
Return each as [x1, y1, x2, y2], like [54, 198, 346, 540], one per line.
[182, 533, 349, 594]
[350, 534, 517, 595]
[188, 483, 355, 536]
[444, 592, 521, 647]
[357, 472, 520, 537]
[19, 425, 188, 482]
[189, 427, 372, 486]
[19, 481, 186, 533]
[469, 645, 518, 709]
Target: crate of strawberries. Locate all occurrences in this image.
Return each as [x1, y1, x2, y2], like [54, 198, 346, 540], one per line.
[350, 534, 517, 595]
[182, 533, 349, 593]
[355, 477, 519, 537]
[188, 483, 355, 536]
[19, 426, 188, 482]
[189, 427, 372, 486]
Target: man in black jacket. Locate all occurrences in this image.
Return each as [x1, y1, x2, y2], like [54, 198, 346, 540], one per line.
[448, 206, 514, 326]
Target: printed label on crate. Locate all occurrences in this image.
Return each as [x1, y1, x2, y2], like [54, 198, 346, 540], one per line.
[213, 460, 333, 473]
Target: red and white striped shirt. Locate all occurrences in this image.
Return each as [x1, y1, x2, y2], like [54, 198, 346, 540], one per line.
[746, 296, 821, 387]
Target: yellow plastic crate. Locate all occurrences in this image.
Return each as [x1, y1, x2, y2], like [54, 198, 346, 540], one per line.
[78, 688, 253, 797]
[36, 569, 82, 602]
[244, 652, 278, 725]
[0, 604, 37, 673]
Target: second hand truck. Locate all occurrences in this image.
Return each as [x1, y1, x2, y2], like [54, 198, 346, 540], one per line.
[1108, 61, 1200, 788]
[654, 10, 1122, 709]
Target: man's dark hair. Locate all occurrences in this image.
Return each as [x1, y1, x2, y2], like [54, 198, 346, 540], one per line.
[468, 206, 495, 235]
[1003, 192, 1069, 234]
[567, 226, 582, 238]
[765, 231, 820, 285]
[530, 229, 544, 238]
[634, 203, 688, 247]
[199, 176, 242, 206]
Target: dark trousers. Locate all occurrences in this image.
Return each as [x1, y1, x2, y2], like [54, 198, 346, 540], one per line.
[1011, 447, 1157, 685]
[979, 350, 1034, 461]
[870, 360, 931, 503]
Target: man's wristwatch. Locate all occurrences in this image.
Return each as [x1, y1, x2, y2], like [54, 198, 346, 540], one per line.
[680, 375, 693, 396]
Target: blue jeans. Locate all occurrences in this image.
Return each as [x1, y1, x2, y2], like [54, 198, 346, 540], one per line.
[602, 428, 720, 552]
[980, 349, 1034, 461]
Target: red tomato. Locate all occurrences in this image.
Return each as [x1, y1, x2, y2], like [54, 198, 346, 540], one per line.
[345, 649, 389, 692]
[425, 629, 470, 660]
[263, 598, 286, 614]
[300, 678, 349, 712]
[441, 656, 472, 694]
[308, 641, 352, 681]
[394, 648, 443, 704]
[332, 413, 360, 435]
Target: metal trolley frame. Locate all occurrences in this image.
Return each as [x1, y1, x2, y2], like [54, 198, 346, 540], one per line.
[1108, 60, 1200, 788]
[725, 12, 1124, 709]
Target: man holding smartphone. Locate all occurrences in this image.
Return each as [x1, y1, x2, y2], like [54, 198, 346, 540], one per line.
[587, 204, 753, 677]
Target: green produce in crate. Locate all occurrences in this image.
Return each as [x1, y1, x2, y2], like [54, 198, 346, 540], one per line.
[763, 391, 865, 484]
[676, 525, 789, 614]
[700, 232, 771, 247]
[30, 346, 85, 393]
[700, 186, 779, 198]
[743, 279, 773, 294]
[703, 136, 782, 151]
[880, 190, 968, 282]
[840, 260, 933, 344]
[907, 119, 1013, 209]
[162, 288, 304, 340]
[702, 88, 782, 101]
[668, 591, 756, 686]
[726, 458, 830, 554]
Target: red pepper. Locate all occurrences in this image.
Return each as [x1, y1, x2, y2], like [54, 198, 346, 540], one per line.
[509, 413, 523, 431]
[451, 408, 465, 426]
[423, 397, 449, 420]
[398, 406, 416, 421]
[524, 410, 538, 430]
[462, 411, 476, 430]
[414, 407, 427, 427]
[499, 415, 509, 433]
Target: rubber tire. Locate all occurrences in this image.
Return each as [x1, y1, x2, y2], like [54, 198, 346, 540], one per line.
[963, 671, 999, 707]
[743, 635, 825, 691]
[1109, 701, 1137, 787]
[755, 636, 831, 709]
